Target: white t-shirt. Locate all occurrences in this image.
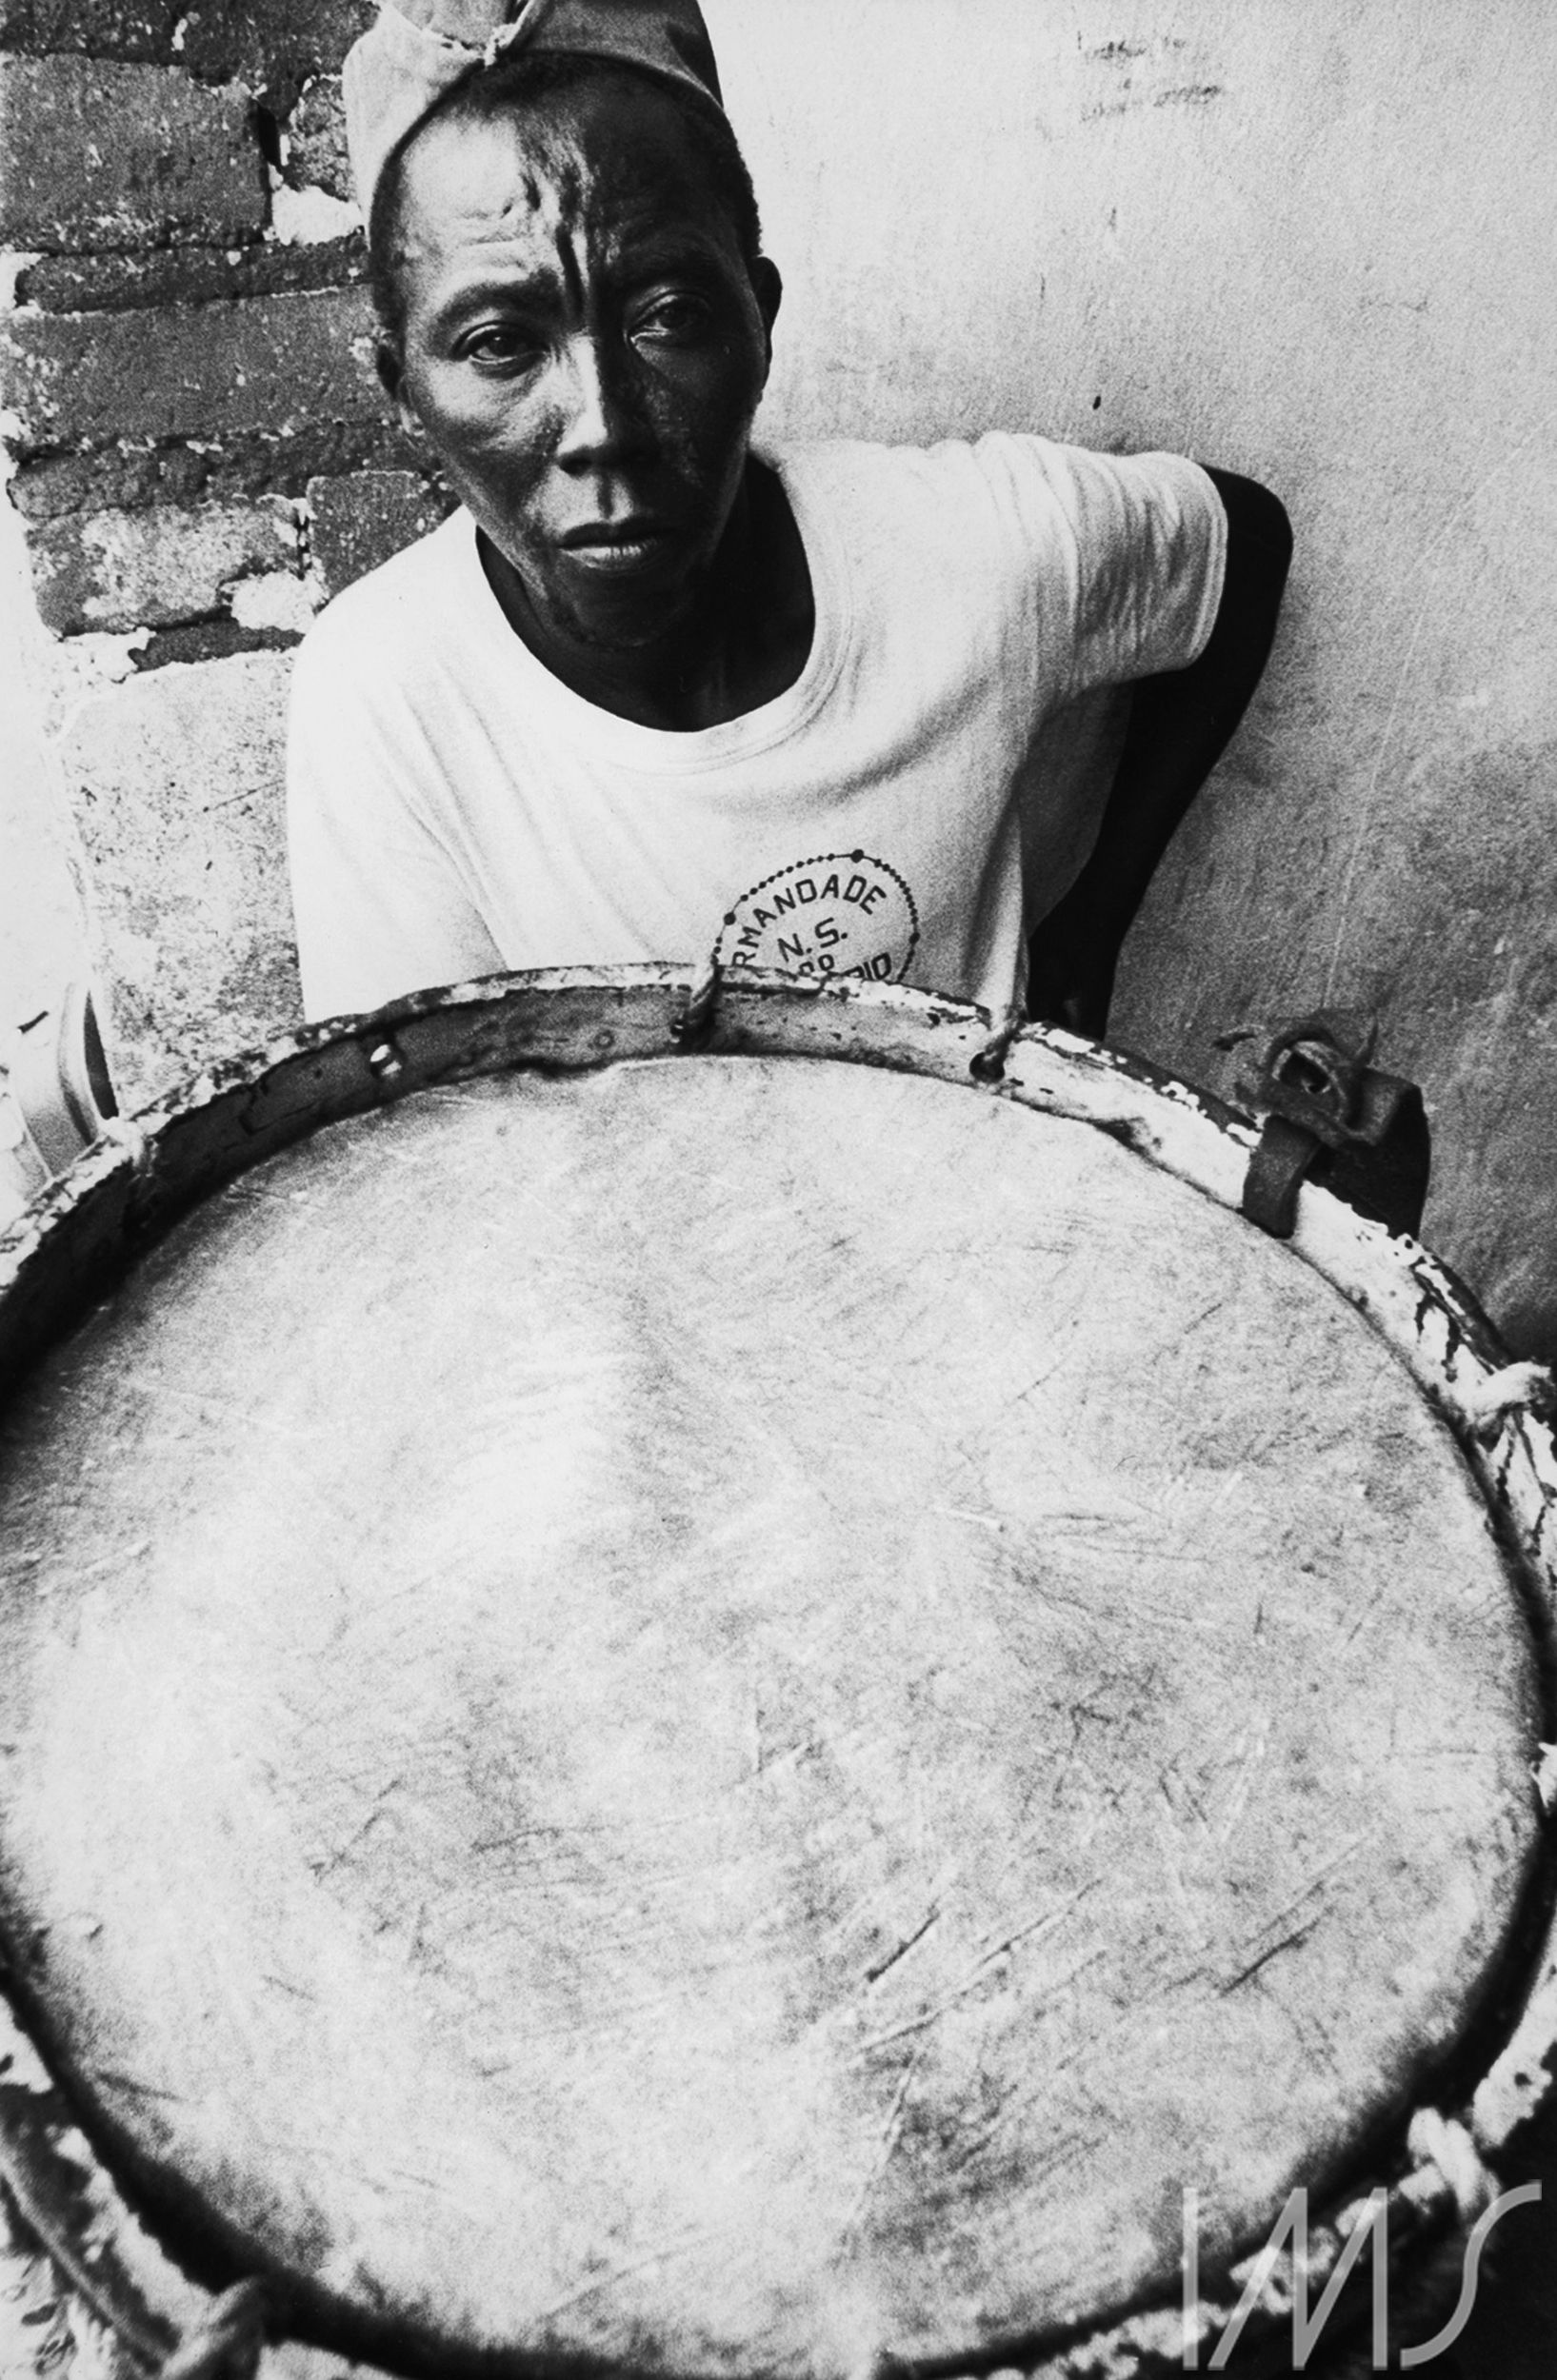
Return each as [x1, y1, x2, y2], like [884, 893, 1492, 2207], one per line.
[287, 433, 1227, 1022]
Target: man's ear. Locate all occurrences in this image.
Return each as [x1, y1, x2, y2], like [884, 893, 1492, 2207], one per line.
[376, 340, 421, 440]
[750, 257, 782, 378]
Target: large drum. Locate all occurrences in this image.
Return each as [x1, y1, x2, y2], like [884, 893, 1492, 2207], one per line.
[0, 970, 1553, 2379]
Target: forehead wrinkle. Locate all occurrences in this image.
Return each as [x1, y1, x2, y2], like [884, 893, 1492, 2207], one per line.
[545, 150, 589, 309]
[401, 164, 538, 269]
[397, 95, 745, 324]
[550, 150, 739, 289]
[506, 84, 730, 254]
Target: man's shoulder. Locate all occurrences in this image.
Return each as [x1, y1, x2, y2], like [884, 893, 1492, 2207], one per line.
[292, 508, 473, 692]
[769, 428, 1048, 498]
[768, 432, 1104, 612]
[776, 428, 1204, 505]
[769, 428, 1130, 548]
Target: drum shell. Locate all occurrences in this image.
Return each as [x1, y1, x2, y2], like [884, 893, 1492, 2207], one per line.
[1, 967, 1554, 2380]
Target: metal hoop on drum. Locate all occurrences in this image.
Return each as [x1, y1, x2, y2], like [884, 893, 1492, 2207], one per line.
[0, 967, 1553, 2380]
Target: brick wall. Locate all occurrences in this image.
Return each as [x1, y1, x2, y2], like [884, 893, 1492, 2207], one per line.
[0, 0, 453, 1101]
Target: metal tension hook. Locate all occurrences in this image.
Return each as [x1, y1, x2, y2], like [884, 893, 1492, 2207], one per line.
[1220, 1009, 1431, 1240]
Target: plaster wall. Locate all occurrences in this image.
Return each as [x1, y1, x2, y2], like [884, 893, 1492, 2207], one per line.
[0, 482, 88, 1028]
[708, 0, 1557, 1356]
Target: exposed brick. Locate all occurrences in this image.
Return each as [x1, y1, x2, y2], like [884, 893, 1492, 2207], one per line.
[10, 446, 214, 518]
[0, 288, 382, 452]
[180, 0, 375, 112]
[16, 235, 366, 315]
[29, 501, 299, 636]
[0, 58, 267, 253]
[9, 420, 424, 521]
[284, 75, 352, 203]
[307, 469, 455, 599]
[0, 0, 182, 64]
[134, 619, 300, 669]
[0, 0, 373, 106]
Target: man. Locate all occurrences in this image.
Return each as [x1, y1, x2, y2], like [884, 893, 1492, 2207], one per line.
[288, 0, 1291, 1036]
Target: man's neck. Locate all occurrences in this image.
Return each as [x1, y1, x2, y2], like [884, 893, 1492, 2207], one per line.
[478, 459, 815, 733]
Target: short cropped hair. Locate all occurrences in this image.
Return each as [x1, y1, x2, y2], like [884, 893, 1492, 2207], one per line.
[368, 51, 764, 354]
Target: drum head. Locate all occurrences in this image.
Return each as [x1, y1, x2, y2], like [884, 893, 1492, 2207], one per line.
[0, 1047, 1543, 2375]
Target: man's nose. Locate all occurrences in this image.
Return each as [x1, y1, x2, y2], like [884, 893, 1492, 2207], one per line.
[552, 331, 650, 471]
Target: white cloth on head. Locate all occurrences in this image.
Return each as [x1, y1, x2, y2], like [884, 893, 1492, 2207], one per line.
[344, 0, 727, 218]
[286, 433, 1227, 1023]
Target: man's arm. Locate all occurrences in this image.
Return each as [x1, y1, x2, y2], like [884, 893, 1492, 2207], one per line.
[1026, 466, 1293, 1039]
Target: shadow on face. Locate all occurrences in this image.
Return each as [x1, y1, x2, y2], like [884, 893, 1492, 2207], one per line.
[371, 67, 783, 655]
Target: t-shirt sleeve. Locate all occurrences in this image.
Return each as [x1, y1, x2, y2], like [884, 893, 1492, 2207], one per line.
[286, 625, 507, 1024]
[971, 435, 1228, 705]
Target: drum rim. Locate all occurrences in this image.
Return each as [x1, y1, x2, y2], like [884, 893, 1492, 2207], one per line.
[0, 963, 1554, 2380]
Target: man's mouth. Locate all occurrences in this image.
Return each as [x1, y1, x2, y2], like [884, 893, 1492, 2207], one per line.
[556, 520, 677, 572]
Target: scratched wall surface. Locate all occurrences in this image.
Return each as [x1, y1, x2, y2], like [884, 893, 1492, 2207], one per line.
[707, 0, 1557, 1359]
[3, 2, 1555, 1354]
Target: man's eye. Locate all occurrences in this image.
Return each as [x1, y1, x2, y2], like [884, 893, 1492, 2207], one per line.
[634, 293, 711, 342]
[457, 324, 542, 367]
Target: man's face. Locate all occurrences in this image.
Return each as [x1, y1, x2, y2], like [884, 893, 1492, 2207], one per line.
[383, 76, 780, 654]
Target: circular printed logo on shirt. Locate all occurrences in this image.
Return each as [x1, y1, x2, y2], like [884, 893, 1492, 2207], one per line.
[716, 851, 920, 984]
